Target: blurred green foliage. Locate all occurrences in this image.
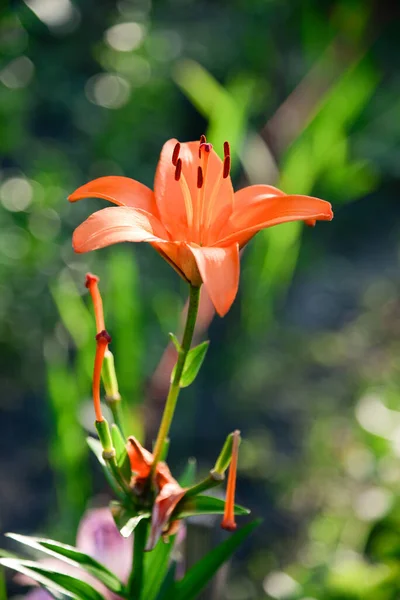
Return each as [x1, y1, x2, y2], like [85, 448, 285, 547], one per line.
[1, 0, 400, 598]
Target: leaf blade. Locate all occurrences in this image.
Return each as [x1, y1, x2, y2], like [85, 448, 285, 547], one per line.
[6, 534, 125, 596]
[0, 558, 107, 600]
[163, 519, 261, 600]
[174, 495, 250, 519]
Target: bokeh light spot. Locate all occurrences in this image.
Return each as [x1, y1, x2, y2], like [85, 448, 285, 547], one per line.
[1, 177, 33, 212]
[0, 56, 34, 89]
[85, 73, 131, 109]
[105, 22, 145, 52]
[263, 572, 300, 599]
[353, 487, 392, 521]
[24, 0, 80, 33]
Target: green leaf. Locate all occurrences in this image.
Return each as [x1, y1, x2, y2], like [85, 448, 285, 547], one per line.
[87, 437, 124, 499]
[0, 558, 106, 600]
[111, 425, 131, 482]
[143, 536, 176, 600]
[171, 341, 209, 388]
[155, 564, 177, 600]
[178, 458, 197, 488]
[174, 495, 250, 519]
[110, 502, 150, 538]
[168, 332, 181, 352]
[163, 520, 261, 600]
[6, 534, 125, 596]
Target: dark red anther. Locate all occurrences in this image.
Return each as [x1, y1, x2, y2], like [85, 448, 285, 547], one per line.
[223, 155, 231, 179]
[172, 142, 180, 166]
[197, 166, 203, 189]
[85, 272, 99, 288]
[96, 329, 112, 344]
[223, 141, 230, 158]
[174, 158, 182, 181]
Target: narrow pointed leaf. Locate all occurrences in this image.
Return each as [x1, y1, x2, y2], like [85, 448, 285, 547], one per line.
[171, 341, 209, 388]
[178, 458, 197, 488]
[143, 536, 176, 600]
[155, 563, 177, 600]
[174, 495, 250, 519]
[111, 425, 131, 482]
[6, 534, 125, 596]
[0, 558, 106, 600]
[110, 502, 150, 538]
[168, 333, 181, 352]
[163, 520, 261, 600]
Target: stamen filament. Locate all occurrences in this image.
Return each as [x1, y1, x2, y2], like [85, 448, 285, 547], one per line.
[178, 170, 194, 228]
[85, 273, 105, 333]
[93, 330, 112, 422]
[199, 143, 212, 239]
[221, 429, 240, 531]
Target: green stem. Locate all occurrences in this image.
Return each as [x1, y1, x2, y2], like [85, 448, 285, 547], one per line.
[127, 519, 147, 599]
[151, 284, 200, 470]
[184, 474, 222, 498]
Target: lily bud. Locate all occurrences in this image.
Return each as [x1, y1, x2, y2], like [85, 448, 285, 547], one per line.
[221, 429, 240, 532]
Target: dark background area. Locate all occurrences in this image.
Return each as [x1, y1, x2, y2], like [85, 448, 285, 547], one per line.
[1, 0, 400, 598]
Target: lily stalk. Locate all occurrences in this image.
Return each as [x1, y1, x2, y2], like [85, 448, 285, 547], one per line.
[151, 284, 201, 471]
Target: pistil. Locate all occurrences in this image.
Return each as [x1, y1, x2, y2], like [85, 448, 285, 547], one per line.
[174, 158, 193, 228]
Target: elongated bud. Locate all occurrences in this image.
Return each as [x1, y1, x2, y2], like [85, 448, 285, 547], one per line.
[96, 419, 115, 456]
[102, 349, 121, 402]
[92, 330, 111, 422]
[85, 272, 105, 333]
[221, 430, 240, 532]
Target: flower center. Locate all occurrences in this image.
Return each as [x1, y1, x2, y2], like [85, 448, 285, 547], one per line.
[171, 137, 232, 245]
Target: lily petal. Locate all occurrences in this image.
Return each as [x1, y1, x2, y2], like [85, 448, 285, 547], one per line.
[68, 176, 157, 214]
[150, 240, 202, 285]
[233, 184, 285, 210]
[187, 244, 240, 317]
[126, 436, 153, 478]
[216, 195, 333, 247]
[72, 206, 169, 253]
[146, 482, 186, 551]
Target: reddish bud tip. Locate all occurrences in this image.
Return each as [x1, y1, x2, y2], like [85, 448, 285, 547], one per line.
[221, 520, 237, 532]
[197, 166, 204, 189]
[85, 273, 100, 288]
[96, 329, 112, 344]
[223, 141, 230, 158]
[174, 158, 182, 181]
[200, 134, 206, 144]
[305, 219, 317, 227]
[223, 155, 231, 179]
[172, 142, 181, 166]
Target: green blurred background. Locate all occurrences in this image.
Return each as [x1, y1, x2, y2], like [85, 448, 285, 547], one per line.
[1, 0, 400, 598]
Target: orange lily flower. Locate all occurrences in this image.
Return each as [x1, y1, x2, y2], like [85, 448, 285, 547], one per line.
[69, 137, 333, 316]
[126, 436, 186, 550]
